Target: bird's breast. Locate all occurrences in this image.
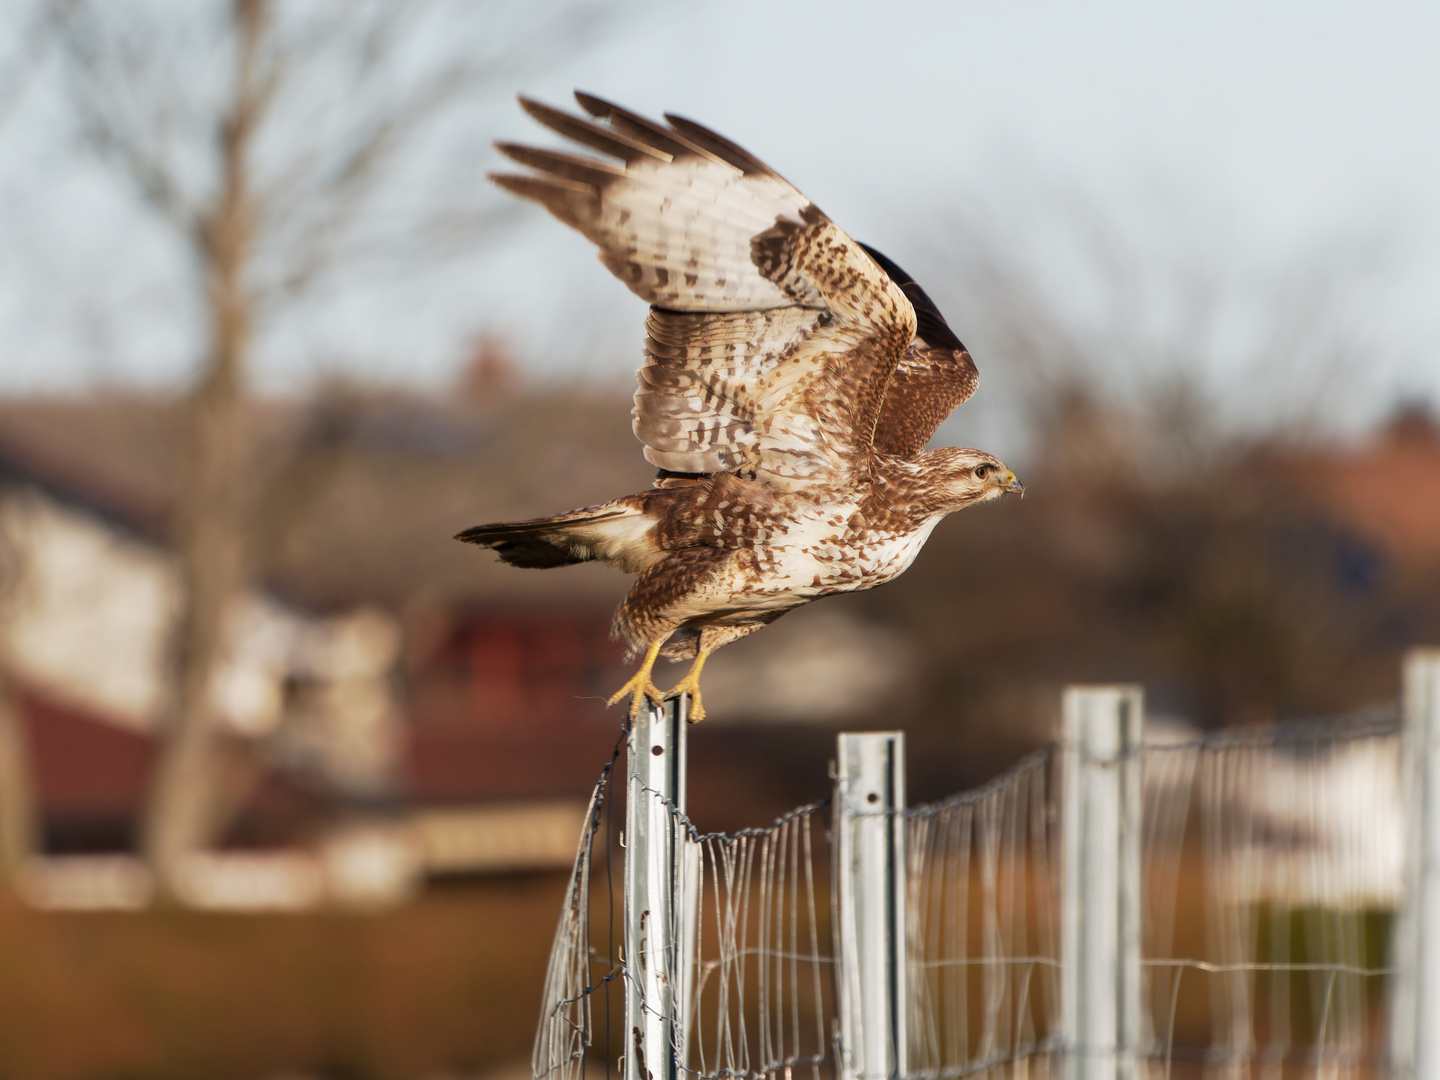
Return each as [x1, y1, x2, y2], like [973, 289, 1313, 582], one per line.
[704, 504, 941, 604]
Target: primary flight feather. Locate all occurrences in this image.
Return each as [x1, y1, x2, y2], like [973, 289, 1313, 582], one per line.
[458, 93, 1023, 722]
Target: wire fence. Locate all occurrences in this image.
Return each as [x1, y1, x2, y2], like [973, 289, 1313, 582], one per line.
[681, 800, 833, 1080]
[904, 747, 1063, 1078]
[533, 773, 617, 1080]
[532, 672, 1431, 1080]
[532, 737, 836, 1080]
[1140, 712, 1401, 1079]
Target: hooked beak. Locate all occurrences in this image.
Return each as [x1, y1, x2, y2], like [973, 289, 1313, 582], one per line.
[998, 470, 1024, 497]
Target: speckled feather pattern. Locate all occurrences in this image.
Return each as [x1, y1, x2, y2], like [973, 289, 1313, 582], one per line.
[462, 95, 1015, 666]
[609, 460, 970, 660]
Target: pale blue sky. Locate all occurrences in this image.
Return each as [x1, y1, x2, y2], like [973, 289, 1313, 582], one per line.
[1, 0, 1436, 444]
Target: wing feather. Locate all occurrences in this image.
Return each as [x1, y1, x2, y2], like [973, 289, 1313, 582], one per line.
[573, 92, 739, 171]
[858, 244, 980, 455]
[661, 113, 783, 178]
[635, 307, 827, 475]
[495, 93, 919, 485]
[518, 96, 672, 164]
[494, 143, 628, 185]
[872, 346, 979, 456]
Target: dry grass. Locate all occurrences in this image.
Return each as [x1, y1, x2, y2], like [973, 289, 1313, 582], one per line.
[0, 874, 570, 1080]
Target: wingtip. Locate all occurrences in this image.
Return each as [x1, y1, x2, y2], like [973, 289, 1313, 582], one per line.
[492, 143, 533, 170]
[572, 94, 736, 171]
[573, 90, 611, 118]
[492, 141, 535, 164]
[488, 171, 595, 198]
[518, 94, 576, 126]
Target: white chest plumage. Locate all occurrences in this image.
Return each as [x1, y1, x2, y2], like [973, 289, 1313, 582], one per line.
[699, 502, 943, 614]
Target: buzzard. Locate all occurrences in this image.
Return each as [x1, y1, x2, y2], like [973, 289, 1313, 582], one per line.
[458, 93, 1023, 722]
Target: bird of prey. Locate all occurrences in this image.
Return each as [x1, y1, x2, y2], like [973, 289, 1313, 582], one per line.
[457, 93, 1023, 723]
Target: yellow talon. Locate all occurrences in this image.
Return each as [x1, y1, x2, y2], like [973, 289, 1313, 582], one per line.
[667, 649, 712, 724]
[608, 639, 667, 722]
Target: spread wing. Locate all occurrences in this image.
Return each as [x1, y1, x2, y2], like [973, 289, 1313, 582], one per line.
[860, 245, 980, 457]
[490, 93, 917, 487]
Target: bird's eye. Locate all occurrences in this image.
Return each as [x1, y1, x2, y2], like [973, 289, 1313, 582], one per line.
[974, 464, 992, 480]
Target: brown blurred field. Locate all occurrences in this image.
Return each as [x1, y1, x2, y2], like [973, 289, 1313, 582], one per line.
[0, 877, 568, 1080]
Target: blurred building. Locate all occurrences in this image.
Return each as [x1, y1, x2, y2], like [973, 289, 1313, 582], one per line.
[0, 393, 653, 905]
[4, 390, 1438, 896]
[1283, 404, 1440, 571]
[0, 433, 397, 842]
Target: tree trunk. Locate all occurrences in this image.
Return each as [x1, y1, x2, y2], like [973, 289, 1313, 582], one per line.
[141, 0, 266, 900]
[0, 662, 37, 890]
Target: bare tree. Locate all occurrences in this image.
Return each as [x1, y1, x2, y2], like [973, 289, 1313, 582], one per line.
[49, 0, 609, 898]
[887, 174, 1393, 479]
[0, 497, 38, 888]
[0, 666, 35, 889]
[0, 0, 55, 132]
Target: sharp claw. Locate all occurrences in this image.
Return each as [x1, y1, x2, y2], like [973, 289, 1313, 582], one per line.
[607, 674, 665, 713]
[666, 648, 711, 723]
[666, 685, 706, 724]
[608, 640, 668, 716]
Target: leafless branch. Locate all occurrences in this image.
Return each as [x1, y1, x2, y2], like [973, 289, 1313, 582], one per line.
[50, 0, 204, 235]
[0, 0, 67, 131]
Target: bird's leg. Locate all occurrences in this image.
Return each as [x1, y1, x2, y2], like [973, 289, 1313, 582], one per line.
[666, 649, 712, 724]
[607, 638, 667, 723]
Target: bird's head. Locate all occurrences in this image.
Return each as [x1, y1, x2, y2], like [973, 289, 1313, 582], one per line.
[915, 446, 1024, 514]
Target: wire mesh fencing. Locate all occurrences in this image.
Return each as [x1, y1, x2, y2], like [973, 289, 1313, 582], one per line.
[531, 748, 835, 1080]
[1140, 711, 1402, 1079]
[904, 747, 1064, 1079]
[532, 737, 1066, 1080]
[531, 658, 1440, 1080]
[680, 800, 834, 1080]
[533, 773, 618, 1080]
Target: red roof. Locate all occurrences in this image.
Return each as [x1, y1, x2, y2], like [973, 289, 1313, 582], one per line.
[401, 606, 629, 804]
[1288, 414, 1440, 568]
[23, 691, 152, 820]
[19, 688, 324, 852]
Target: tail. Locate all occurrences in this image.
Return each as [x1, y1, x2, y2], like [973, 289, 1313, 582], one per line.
[455, 498, 662, 574]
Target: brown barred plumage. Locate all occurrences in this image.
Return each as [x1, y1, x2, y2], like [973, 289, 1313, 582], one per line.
[459, 94, 1023, 722]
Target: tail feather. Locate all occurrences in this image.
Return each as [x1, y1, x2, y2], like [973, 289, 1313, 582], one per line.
[455, 499, 662, 573]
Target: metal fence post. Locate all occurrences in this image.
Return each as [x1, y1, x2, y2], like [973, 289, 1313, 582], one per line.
[625, 694, 691, 1080]
[1392, 649, 1440, 1080]
[1061, 686, 1144, 1080]
[834, 731, 908, 1080]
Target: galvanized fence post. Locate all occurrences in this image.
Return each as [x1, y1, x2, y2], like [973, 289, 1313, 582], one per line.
[834, 731, 908, 1080]
[1392, 649, 1440, 1080]
[1061, 686, 1144, 1080]
[625, 695, 692, 1080]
